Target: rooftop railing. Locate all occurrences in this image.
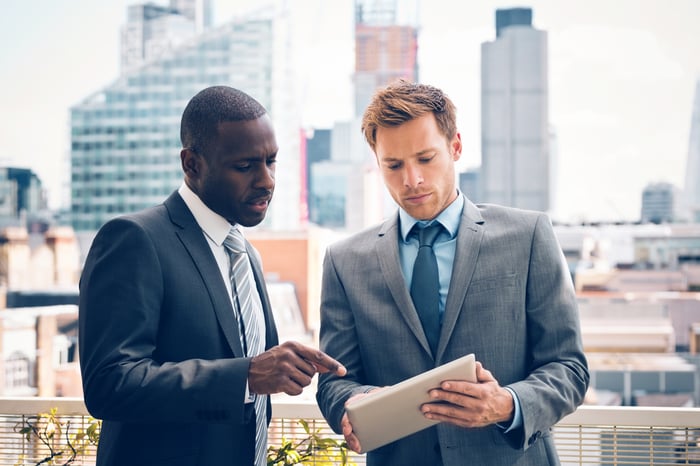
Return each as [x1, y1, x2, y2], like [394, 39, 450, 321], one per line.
[0, 397, 699, 465]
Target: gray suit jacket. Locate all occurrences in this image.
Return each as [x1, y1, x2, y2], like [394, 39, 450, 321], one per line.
[316, 196, 589, 466]
[79, 191, 278, 466]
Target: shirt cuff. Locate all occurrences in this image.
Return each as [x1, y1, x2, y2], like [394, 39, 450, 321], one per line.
[496, 387, 522, 432]
[244, 379, 254, 404]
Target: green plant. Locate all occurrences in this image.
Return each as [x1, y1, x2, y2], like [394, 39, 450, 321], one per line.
[267, 419, 355, 466]
[14, 407, 100, 466]
[15, 410, 354, 466]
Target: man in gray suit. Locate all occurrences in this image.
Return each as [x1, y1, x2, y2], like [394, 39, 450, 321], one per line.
[316, 80, 589, 465]
[80, 86, 345, 466]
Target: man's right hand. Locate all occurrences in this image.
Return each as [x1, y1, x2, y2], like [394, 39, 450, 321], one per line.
[342, 388, 386, 453]
[248, 341, 346, 396]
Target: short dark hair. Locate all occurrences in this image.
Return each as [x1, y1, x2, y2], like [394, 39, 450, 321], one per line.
[180, 86, 267, 153]
[361, 79, 457, 153]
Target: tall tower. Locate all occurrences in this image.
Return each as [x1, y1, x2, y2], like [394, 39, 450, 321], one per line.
[353, 0, 419, 118]
[169, 0, 213, 32]
[120, 0, 213, 74]
[684, 79, 700, 221]
[480, 7, 550, 212]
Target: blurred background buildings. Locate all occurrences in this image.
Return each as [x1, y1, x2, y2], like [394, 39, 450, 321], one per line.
[0, 0, 698, 409]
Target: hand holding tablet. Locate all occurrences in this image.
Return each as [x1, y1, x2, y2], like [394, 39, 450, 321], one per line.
[344, 353, 477, 452]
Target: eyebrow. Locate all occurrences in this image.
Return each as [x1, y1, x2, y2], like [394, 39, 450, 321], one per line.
[381, 148, 436, 162]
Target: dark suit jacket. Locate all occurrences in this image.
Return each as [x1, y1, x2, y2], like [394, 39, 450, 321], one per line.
[316, 196, 589, 466]
[79, 191, 278, 466]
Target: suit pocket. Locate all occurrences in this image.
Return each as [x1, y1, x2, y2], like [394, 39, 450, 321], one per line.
[467, 272, 518, 295]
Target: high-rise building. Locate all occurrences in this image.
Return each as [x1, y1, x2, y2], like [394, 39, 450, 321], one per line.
[121, 2, 194, 74]
[480, 7, 551, 213]
[353, 0, 419, 118]
[169, 0, 213, 33]
[495, 7, 532, 37]
[306, 0, 418, 231]
[684, 79, 700, 222]
[71, 5, 301, 233]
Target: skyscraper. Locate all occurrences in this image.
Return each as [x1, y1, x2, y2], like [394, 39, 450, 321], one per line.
[480, 7, 551, 213]
[684, 79, 700, 222]
[353, 0, 419, 118]
[120, 1, 212, 74]
[71, 5, 301, 233]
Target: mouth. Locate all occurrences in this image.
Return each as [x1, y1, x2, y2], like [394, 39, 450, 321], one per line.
[247, 195, 272, 212]
[405, 192, 431, 204]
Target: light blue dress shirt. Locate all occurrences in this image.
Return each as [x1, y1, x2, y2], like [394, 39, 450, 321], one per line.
[397, 191, 522, 432]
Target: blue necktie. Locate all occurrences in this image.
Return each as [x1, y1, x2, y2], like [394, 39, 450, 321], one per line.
[223, 228, 267, 466]
[410, 223, 443, 355]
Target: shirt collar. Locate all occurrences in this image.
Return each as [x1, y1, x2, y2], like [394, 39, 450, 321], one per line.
[178, 182, 234, 246]
[399, 190, 464, 242]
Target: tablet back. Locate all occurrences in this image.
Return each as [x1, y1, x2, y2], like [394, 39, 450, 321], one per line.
[345, 353, 476, 453]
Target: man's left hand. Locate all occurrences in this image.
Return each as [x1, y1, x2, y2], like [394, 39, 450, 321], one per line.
[420, 361, 514, 428]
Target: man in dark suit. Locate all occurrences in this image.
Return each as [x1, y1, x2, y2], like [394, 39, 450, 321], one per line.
[316, 80, 589, 465]
[79, 85, 345, 466]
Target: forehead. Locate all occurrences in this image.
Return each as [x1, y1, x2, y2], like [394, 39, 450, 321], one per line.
[374, 114, 445, 157]
[213, 115, 278, 155]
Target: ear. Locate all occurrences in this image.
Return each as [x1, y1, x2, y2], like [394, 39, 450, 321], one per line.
[181, 148, 200, 179]
[451, 133, 462, 162]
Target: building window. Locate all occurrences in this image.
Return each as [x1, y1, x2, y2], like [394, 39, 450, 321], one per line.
[5, 352, 31, 389]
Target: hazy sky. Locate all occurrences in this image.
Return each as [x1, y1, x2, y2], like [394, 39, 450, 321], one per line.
[1, 0, 698, 222]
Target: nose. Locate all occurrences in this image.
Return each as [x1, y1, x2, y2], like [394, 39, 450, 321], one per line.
[255, 163, 275, 190]
[403, 163, 423, 188]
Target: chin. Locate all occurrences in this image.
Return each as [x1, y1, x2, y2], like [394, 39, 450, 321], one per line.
[239, 212, 267, 227]
[403, 207, 435, 221]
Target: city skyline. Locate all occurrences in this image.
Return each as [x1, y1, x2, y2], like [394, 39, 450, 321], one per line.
[1, 0, 699, 223]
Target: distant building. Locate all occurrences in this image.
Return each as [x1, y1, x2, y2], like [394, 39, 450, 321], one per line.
[641, 182, 688, 224]
[481, 7, 551, 212]
[459, 169, 481, 203]
[120, 0, 212, 73]
[306, 0, 418, 232]
[353, 0, 419, 116]
[684, 79, 700, 221]
[0, 167, 49, 231]
[305, 128, 332, 224]
[0, 226, 80, 289]
[71, 5, 301, 233]
[310, 161, 350, 227]
[495, 7, 532, 37]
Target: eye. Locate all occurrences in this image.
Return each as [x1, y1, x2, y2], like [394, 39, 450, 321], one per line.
[234, 163, 252, 172]
[266, 156, 277, 167]
[386, 161, 402, 170]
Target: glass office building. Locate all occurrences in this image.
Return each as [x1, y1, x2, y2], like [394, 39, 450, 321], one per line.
[70, 10, 300, 232]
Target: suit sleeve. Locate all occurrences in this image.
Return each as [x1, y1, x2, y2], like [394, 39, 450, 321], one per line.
[315, 247, 374, 434]
[504, 214, 589, 450]
[79, 218, 251, 423]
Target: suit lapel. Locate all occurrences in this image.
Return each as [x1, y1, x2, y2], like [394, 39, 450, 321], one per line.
[164, 193, 246, 358]
[375, 215, 434, 357]
[437, 197, 485, 361]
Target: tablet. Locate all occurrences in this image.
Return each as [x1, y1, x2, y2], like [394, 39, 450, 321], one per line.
[345, 353, 476, 452]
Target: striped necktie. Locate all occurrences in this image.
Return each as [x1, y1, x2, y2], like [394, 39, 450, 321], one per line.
[224, 227, 267, 466]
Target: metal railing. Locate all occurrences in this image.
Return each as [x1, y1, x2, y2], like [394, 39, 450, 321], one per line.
[0, 397, 699, 465]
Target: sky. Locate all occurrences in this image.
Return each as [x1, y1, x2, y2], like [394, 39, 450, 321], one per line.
[1, 0, 699, 223]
